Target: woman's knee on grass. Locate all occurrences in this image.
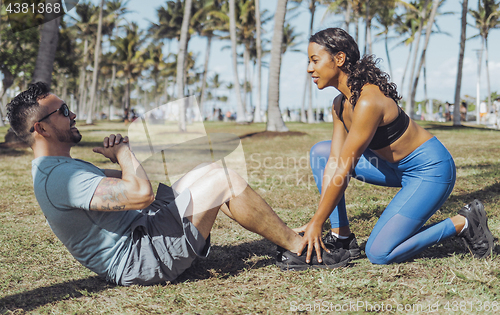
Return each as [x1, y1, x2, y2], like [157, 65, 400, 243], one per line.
[365, 247, 393, 265]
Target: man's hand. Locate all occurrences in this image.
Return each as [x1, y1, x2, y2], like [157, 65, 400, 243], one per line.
[92, 134, 129, 163]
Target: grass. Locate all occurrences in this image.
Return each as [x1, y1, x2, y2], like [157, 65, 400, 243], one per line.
[0, 120, 499, 314]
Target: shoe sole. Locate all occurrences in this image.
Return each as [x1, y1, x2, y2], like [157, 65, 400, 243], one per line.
[465, 200, 494, 258]
[278, 256, 351, 271]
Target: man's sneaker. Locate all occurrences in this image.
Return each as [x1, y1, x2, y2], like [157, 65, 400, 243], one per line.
[277, 246, 351, 271]
[457, 199, 494, 258]
[323, 232, 361, 258]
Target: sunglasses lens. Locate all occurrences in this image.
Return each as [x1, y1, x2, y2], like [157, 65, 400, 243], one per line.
[62, 104, 69, 117]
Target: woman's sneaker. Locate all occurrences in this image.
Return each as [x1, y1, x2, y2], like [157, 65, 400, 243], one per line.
[323, 232, 361, 258]
[457, 199, 494, 258]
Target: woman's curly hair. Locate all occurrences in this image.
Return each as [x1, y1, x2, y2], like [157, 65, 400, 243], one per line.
[309, 28, 401, 106]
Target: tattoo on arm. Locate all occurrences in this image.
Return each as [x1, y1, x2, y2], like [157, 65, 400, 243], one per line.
[91, 178, 129, 211]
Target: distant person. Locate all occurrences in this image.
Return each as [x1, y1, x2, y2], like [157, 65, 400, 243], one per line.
[460, 101, 467, 121]
[7, 83, 350, 285]
[445, 102, 451, 121]
[295, 27, 494, 266]
[480, 101, 487, 122]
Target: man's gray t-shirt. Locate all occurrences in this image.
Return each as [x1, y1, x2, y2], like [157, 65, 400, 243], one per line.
[32, 156, 141, 283]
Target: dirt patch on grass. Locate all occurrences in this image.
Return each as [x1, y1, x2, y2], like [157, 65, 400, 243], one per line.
[240, 131, 307, 139]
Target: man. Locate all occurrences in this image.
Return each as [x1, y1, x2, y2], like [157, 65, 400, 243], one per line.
[7, 82, 350, 286]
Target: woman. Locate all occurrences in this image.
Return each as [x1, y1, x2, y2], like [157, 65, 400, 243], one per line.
[287, 28, 493, 266]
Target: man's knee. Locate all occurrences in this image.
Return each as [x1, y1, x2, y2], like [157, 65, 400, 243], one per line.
[204, 167, 248, 196]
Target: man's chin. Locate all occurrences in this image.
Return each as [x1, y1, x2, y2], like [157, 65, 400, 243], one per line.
[71, 129, 82, 144]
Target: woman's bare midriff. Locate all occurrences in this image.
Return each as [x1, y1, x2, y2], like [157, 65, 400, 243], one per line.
[372, 120, 434, 163]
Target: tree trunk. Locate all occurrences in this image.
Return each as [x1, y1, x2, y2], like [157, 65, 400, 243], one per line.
[254, 0, 263, 123]
[476, 38, 484, 125]
[385, 30, 393, 78]
[301, 75, 308, 122]
[266, 0, 289, 132]
[164, 76, 169, 104]
[400, 41, 413, 101]
[229, 0, 246, 122]
[307, 1, 316, 123]
[199, 35, 212, 120]
[453, 0, 467, 126]
[355, 15, 359, 43]
[484, 38, 491, 112]
[406, 0, 428, 115]
[0, 69, 14, 128]
[364, 0, 370, 55]
[108, 64, 116, 120]
[86, 0, 104, 125]
[31, 0, 61, 87]
[0, 0, 3, 127]
[410, 0, 438, 119]
[125, 76, 131, 117]
[78, 38, 89, 117]
[176, 0, 193, 131]
[344, 1, 351, 32]
[243, 45, 250, 115]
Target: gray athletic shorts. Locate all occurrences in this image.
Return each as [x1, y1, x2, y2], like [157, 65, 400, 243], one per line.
[120, 183, 210, 286]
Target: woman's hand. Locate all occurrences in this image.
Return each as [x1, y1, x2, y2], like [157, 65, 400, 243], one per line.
[292, 223, 309, 234]
[297, 220, 329, 263]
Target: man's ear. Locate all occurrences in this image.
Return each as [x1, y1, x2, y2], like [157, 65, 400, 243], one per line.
[335, 52, 346, 67]
[33, 122, 50, 137]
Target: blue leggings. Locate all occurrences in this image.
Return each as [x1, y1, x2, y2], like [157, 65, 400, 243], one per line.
[310, 137, 457, 264]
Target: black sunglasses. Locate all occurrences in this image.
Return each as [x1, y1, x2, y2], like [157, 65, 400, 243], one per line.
[30, 103, 70, 133]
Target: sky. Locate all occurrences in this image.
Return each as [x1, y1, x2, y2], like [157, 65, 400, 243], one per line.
[86, 0, 500, 113]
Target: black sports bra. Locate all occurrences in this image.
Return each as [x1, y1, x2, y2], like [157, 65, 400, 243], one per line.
[339, 96, 410, 150]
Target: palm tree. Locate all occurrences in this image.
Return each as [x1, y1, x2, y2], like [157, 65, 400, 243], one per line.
[254, 0, 263, 122]
[149, 0, 184, 105]
[104, 0, 130, 119]
[228, 0, 246, 122]
[266, 0, 289, 132]
[72, 0, 98, 117]
[192, 0, 226, 120]
[374, 1, 399, 78]
[290, 0, 322, 123]
[86, 0, 105, 124]
[143, 43, 167, 109]
[323, 0, 361, 34]
[409, 0, 440, 118]
[469, 0, 500, 113]
[177, 0, 194, 131]
[112, 23, 146, 117]
[1, 2, 40, 133]
[31, 0, 62, 87]
[405, 0, 428, 114]
[453, 0, 469, 126]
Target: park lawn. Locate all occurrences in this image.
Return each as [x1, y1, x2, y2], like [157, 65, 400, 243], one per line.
[0, 121, 499, 314]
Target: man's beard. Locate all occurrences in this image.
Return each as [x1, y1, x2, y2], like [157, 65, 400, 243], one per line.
[55, 127, 82, 144]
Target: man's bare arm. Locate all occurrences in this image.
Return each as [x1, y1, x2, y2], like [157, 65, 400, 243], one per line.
[90, 134, 154, 211]
[103, 169, 122, 178]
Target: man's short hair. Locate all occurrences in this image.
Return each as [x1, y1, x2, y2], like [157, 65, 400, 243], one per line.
[6, 82, 51, 146]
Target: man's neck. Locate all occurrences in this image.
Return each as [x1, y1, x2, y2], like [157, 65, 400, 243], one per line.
[33, 141, 72, 159]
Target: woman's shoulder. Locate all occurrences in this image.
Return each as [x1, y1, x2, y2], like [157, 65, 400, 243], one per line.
[358, 85, 392, 107]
